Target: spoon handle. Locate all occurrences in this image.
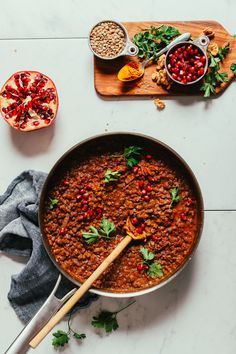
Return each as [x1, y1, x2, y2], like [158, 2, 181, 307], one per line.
[142, 32, 191, 67]
[29, 235, 132, 348]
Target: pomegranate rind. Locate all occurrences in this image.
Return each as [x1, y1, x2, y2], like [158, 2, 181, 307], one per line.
[0, 71, 59, 132]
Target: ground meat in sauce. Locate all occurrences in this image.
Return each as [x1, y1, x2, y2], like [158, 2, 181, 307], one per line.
[43, 149, 198, 293]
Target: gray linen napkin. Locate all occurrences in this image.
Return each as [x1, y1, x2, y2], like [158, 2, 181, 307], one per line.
[0, 170, 97, 324]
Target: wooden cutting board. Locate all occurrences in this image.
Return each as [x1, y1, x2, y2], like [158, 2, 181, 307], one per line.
[93, 21, 236, 97]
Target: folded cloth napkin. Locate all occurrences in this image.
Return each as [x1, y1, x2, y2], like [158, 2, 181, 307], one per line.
[0, 170, 97, 324]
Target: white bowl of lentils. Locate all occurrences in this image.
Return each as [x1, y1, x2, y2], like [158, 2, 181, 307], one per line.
[89, 20, 138, 60]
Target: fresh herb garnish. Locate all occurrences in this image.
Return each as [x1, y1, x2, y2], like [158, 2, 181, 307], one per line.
[49, 198, 58, 210]
[124, 146, 142, 167]
[170, 187, 182, 205]
[233, 34, 236, 39]
[201, 43, 230, 97]
[133, 25, 181, 59]
[218, 42, 230, 61]
[140, 247, 155, 261]
[230, 63, 236, 76]
[52, 330, 69, 347]
[139, 247, 163, 278]
[82, 226, 100, 244]
[104, 169, 121, 183]
[52, 313, 86, 348]
[82, 219, 116, 244]
[147, 262, 164, 278]
[91, 301, 136, 333]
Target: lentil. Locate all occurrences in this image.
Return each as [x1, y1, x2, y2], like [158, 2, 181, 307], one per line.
[90, 21, 126, 58]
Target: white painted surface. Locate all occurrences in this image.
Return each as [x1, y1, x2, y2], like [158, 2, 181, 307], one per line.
[0, 1, 236, 353]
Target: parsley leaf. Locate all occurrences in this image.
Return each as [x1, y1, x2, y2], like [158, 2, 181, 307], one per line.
[82, 226, 100, 244]
[104, 169, 121, 183]
[91, 301, 136, 333]
[52, 330, 69, 347]
[170, 187, 181, 205]
[99, 219, 116, 239]
[230, 63, 236, 76]
[73, 333, 86, 340]
[147, 262, 163, 278]
[233, 34, 236, 39]
[49, 198, 58, 210]
[124, 146, 142, 167]
[218, 42, 230, 61]
[82, 219, 116, 244]
[140, 247, 155, 261]
[209, 54, 220, 70]
[133, 25, 181, 59]
[200, 70, 228, 97]
[92, 311, 119, 333]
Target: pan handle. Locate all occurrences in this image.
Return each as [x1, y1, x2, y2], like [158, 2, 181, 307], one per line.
[4, 275, 76, 354]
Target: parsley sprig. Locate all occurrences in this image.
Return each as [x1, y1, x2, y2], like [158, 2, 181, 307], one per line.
[133, 25, 181, 59]
[82, 219, 116, 244]
[124, 146, 142, 168]
[230, 63, 236, 76]
[139, 247, 163, 278]
[170, 187, 182, 206]
[201, 43, 229, 98]
[104, 169, 121, 183]
[52, 313, 86, 348]
[91, 301, 136, 333]
[49, 198, 58, 210]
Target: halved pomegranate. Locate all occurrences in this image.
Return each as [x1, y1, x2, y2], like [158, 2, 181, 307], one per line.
[0, 71, 58, 132]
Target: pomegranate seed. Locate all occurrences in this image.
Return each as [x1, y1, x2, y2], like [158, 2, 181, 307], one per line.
[80, 189, 85, 194]
[33, 121, 40, 126]
[88, 209, 93, 217]
[136, 227, 143, 234]
[143, 264, 149, 270]
[96, 207, 103, 214]
[148, 176, 154, 183]
[186, 198, 193, 206]
[83, 212, 88, 220]
[82, 205, 88, 211]
[198, 67, 204, 76]
[83, 193, 89, 200]
[20, 122, 27, 129]
[141, 189, 146, 195]
[133, 167, 139, 173]
[132, 217, 139, 226]
[145, 154, 152, 159]
[44, 119, 51, 125]
[86, 184, 92, 190]
[138, 180, 144, 188]
[144, 195, 150, 201]
[146, 185, 152, 192]
[63, 180, 69, 186]
[141, 223, 145, 230]
[152, 235, 158, 241]
[81, 200, 87, 205]
[137, 264, 143, 271]
[76, 194, 82, 201]
[181, 213, 187, 221]
[59, 227, 67, 235]
[96, 213, 102, 219]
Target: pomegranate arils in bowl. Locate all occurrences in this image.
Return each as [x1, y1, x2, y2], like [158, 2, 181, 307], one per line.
[0, 71, 59, 132]
[165, 43, 207, 85]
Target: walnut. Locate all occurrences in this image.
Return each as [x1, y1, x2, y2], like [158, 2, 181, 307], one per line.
[151, 73, 157, 81]
[151, 54, 172, 90]
[154, 98, 165, 110]
[208, 42, 218, 56]
[202, 27, 215, 40]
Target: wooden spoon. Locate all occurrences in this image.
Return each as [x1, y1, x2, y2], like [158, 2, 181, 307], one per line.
[29, 218, 146, 348]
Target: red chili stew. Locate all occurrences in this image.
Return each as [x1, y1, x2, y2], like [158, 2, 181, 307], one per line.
[43, 146, 198, 293]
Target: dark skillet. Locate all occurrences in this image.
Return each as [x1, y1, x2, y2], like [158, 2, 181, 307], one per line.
[39, 132, 204, 298]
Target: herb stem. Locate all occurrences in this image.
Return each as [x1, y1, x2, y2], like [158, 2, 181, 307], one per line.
[115, 300, 136, 314]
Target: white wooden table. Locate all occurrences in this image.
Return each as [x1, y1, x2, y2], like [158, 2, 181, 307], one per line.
[0, 1, 236, 353]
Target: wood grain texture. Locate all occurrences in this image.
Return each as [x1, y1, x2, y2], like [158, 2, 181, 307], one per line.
[94, 21, 236, 97]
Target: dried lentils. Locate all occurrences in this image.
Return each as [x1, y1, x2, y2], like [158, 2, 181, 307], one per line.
[90, 21, 126, 58]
